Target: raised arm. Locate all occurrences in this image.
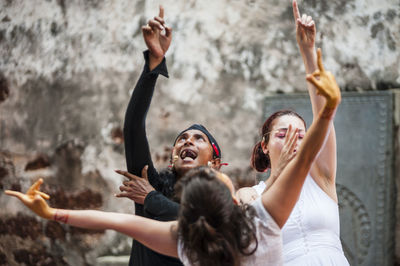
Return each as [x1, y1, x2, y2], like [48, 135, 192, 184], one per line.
[262, 49, 341, 228]
[122, 6, 172, 203]
[293, 0, 337, 194]
[5, 179, 178, 258]
[124, 6, 171, 176]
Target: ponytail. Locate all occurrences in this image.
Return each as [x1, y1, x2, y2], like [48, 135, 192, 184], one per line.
[186, 215, 238, 265]
[251, 141, 270, 172]
[177, 167, 257, 266]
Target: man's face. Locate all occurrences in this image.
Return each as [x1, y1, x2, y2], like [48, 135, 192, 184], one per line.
[172, 130, 214, 177]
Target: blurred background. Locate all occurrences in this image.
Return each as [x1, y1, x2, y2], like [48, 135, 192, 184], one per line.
[0, 0, 399, 265]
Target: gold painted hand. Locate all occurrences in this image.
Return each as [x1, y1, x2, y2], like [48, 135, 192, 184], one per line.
[5, 178, 55, 219]
[306, 48, 341, 109]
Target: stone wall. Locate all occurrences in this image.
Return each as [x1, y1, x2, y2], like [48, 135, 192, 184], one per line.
[0, 0, 399, 265]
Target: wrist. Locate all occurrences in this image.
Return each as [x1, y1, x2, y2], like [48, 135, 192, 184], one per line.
[52, 209, 70, 223]
[298, 44, 315, 55]
[149, 53, 164, 71]
[43, 207, 56, 220]
[319, 104, 337, 120]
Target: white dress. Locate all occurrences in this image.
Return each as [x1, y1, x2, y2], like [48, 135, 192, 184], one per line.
[177, 197, 283, 266]
[254, 174, 349, 265]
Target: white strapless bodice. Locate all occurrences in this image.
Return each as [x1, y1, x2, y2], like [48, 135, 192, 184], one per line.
[281, 175, 349, 265]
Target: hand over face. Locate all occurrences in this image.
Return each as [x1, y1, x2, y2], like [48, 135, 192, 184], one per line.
[277, 124, 298, 170]
[115, 166, 155, 205]
[5, 178, 55, 219]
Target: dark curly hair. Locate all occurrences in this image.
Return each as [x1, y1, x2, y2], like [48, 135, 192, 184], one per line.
[175, 167, 258, 266]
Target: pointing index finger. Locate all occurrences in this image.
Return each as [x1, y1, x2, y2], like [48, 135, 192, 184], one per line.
[317, 48, 325, 72]
[159, 5, 164, 19]
[115, 170, 139, 181]
[27, 178, 43, 194]
[292, 0, 300, 22]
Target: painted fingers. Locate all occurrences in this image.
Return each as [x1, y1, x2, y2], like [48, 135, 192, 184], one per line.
[306, 49, 341, 110]
[5, 179, 54, 219]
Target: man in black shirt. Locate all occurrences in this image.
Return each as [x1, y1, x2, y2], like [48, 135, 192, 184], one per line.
[116, 6, 223, 266]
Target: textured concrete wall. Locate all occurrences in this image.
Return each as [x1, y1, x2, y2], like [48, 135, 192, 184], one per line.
[0, 0, 399, 265]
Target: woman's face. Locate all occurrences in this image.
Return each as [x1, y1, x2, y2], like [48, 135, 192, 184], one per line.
[173, 130, 215, 177]
[263, 115, 306, 170]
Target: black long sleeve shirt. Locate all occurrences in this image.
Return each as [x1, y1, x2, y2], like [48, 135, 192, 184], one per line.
[124, 51, 182, 266]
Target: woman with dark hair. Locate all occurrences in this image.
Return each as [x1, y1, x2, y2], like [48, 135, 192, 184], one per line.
[239, 1, 350, 265]
[6, 49, 342, 266]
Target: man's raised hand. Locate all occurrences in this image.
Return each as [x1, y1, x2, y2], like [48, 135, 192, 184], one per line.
[142, 5, 172, 70]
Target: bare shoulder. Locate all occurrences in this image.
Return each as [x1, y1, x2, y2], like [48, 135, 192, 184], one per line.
[236, 187, 259, 205]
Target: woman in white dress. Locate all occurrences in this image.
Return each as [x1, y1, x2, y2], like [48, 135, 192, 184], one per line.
[245, 1, 350, 265]
[6, 49, 341, 266]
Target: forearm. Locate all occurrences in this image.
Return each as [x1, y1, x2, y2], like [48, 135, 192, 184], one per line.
[144, 191, 179, 220]
[52, 209, 178, 257]
[299, 47, 328, 117]
[299, 104, 337, 165]
[53, 209, 132, 230]
[264, 169, 281, 193]
[300, 47, 317, 73]
[124, 51, 168, 175]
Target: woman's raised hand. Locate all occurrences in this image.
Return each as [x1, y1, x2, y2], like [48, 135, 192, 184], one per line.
[293, 0, 316, 51]
[142, 5, 172, 60]
[306, 49, 341, 110]
[5, 178, 55, 219]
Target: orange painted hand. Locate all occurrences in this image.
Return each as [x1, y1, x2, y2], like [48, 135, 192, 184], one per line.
[5, 178, 55, 220]
[306, 49, 341, 109]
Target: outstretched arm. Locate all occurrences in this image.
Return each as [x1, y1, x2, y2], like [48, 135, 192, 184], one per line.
[262, 49, 341, 228]
[5, 179, 178, 258]
[293, 0, 337, 192]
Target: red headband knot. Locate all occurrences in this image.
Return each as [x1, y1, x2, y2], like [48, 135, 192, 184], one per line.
[212, 143, 220, 157]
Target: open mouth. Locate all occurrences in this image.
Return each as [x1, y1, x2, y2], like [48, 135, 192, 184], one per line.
[180, 149, 198, 161]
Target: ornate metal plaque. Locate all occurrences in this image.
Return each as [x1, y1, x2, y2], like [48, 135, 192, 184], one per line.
[263, 91, 394, 266]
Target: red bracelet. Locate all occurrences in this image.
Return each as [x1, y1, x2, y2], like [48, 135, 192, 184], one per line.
[54, 210, 69, 223]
